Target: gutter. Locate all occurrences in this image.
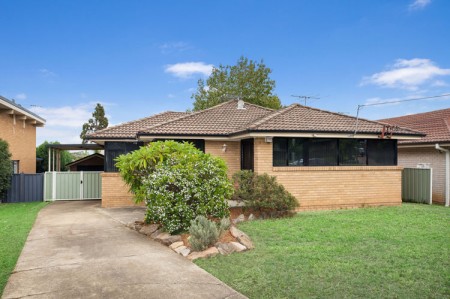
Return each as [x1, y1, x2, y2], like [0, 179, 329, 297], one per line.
[435, 144, 450, 207]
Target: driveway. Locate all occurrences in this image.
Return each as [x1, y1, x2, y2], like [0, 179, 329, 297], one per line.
[2, 201, 245, 299]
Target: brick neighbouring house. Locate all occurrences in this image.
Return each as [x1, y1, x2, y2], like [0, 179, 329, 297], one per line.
[87, 99, 423, 209]
[381, 108, 450, 206]
[0, 95, 45, 173]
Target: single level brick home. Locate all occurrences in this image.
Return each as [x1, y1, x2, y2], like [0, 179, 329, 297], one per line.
[87, 99, 423, 210]
[381, 108, 450, 206]
[0, 95, 45, 173]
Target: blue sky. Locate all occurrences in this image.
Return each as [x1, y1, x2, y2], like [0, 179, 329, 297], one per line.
[1, 0, 449, 144]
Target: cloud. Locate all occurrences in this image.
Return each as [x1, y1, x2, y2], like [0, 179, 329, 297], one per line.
[361, 58, 450, 90]
[15, 93, 27, 100]
[159, 42, 192, 54]
[431, 80, 448, 87]
[165, 62, 214, 78]
[39, 68, 57, 77]
[409, 0, 431, 10]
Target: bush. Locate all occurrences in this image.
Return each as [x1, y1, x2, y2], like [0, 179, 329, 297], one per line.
[188, 216, 220, 251]
[233, 170, 298, 217]
[116, 141, 233, 233]
[0, 139, 12, 199]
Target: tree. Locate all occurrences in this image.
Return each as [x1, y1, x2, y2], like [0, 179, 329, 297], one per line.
[191, 56, 282, 111]
[80, 103, 108, 143]
[0, 139, 12, 199]
[36, 141, 74, 172]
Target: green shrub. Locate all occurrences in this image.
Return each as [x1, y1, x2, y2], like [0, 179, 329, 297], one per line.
[116, 141, 233, 233]
[233, 170, 298, 217]
[0, 139, 12, 199]
[218, 217, 231, 236]
[188, 216, 220, 251]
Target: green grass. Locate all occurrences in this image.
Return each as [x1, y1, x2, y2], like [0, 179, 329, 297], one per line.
[0, 202, 48, 295]
[196, 204, 450, 298]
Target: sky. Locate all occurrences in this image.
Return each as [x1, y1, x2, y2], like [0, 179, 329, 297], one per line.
[1, 0, 449, 145]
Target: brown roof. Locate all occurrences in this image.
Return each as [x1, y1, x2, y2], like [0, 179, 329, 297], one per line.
[241, 104, 421, 136]
[138, 100, 274, 136]
[380, 108, 450, 144]
[87, 111, 187, 139]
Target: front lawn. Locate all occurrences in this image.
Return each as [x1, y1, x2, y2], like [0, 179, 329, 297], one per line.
[196, 204, 450, 298]
[0, 202, 48, 295]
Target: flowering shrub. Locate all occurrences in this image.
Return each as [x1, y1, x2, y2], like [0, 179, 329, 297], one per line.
[116, 141, 232, 233]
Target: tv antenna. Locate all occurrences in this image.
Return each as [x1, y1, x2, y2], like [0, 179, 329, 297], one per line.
[291, 95, 320, 106]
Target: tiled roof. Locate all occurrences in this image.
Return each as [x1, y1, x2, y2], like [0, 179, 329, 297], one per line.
[380, 108, 450, 144]
[241, 104, 421, 136]
[138, 100, 274, 136]
[87, 111, 187, 139]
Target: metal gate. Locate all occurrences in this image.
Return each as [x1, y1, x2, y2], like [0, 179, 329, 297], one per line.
[402, 168, 432, 204]
[44, 171, 102, 201]
[1, 173, 44, 203]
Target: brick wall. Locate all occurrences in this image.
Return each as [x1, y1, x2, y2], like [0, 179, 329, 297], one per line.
[253, 138, 402, 210]
[205, 140, 240, 177]
[397, 147, 447, 204]
[101, 172, 144, 208]
[0, 113, 37, 173]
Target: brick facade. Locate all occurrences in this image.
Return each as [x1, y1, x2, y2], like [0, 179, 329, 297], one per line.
[205, 140, 241, 177]
[397, 146, 447, 204]
[101, 172, 144, 208]
[0, 113, 37, 173]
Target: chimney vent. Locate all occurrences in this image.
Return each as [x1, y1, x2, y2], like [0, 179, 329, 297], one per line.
[237, 99, 245, 109]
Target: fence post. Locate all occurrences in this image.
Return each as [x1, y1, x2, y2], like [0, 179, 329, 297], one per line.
[52, 171, 56, 200]
[429, 168, 433, 205]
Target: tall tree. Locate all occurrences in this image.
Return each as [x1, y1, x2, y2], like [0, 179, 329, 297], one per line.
[80, 103, 108, 143]
[191, 56, 282, 111]
[36, 141, 74, 172]
[0, 139, 12, 199]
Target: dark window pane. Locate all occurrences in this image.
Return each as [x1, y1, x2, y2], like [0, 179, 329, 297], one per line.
[288, 138, 305, 166]
[273, 138, 288, 166]
[308, 139, 338, 166]
[104, 142, 142, 172]
[339, 139, 367, 165]
[367, 139, 397, 166]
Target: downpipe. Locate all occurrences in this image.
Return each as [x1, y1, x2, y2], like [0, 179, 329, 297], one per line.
[435, 144, 450, 207]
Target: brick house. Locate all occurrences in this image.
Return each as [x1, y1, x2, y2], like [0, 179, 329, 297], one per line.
[0, 96, 45, 173]
[87, 99, 423, 209]
[381, 108, 450, 206]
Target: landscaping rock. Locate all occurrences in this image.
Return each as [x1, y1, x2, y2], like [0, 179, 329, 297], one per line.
[139, 224, 159, 236]
[248, 214, 255, 221]
[230, 226, 254, 249]
[217, 242, 236, 255]
[155, 233, 182, 246]
[169, 241, 184, 250]
[230, 241, 247, 252]
[187, 247, 219, 261]
[232, 214, 245, 224]
[150, 228, 164, 239]
[179, 247, 191, 257]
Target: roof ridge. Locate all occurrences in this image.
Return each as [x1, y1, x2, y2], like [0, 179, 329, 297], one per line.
[247, 103, 298, 129]
[381, 107, 450, 121]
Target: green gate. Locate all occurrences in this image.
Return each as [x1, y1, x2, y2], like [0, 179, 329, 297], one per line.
[44, 171, 102, 201]
[402, 168, 432, 204]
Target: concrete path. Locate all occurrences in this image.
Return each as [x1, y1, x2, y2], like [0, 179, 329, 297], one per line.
[2, 201, 245, 299]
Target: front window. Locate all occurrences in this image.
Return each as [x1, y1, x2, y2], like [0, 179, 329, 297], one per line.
[273, 138, 396, 167]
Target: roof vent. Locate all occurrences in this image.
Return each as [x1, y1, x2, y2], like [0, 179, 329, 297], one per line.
[237, 99, 245, 109]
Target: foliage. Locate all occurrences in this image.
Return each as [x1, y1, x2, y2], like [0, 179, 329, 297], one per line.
[0, 202, 48, 295]
[196, 204, 450, 299]
[191, 56, 282, 111]
[232, 170, 298, 216]
[36, 141, 74, 172]
[218, 217, 231, 236]
[0, 139, 12, 199]
[80, 103, 108, 143]
[188, 216, 220, 251]
[116, 141, 233, 233]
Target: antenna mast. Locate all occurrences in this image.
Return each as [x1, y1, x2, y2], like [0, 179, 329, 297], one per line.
[291, 95, 320, 106]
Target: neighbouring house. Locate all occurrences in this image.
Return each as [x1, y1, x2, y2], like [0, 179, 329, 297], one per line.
[381, 108, 450, 206]
[87, 99, 423, 209]
[0, 95, 45, 173]
[66, 153, 104, 172]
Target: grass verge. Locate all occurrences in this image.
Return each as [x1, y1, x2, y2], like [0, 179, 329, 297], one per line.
[196, 204, 450, 298]
[0, 202, 48, 295]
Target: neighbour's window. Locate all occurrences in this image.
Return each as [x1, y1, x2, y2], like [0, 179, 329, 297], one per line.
[273, 138, 396, 167]
[12, 160, 19, 174]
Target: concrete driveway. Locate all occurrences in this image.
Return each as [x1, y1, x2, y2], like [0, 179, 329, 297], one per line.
[2, 201, 245, 299]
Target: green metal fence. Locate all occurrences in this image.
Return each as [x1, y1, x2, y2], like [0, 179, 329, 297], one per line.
[402, 168, 432, 204]
[44, 171, 102, 201]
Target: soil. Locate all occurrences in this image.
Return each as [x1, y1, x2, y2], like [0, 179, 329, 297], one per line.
[181, 229, 237, 249]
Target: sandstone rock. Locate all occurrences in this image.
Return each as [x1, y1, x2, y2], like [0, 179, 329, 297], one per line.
[155, 233, 182, 246]
[139, 224, 159, 236]
[179, 247, 191, 257]
[150, 228, 164, 239]
[217, 242, 236, 255]
[230, 226, 254, 249]
[187, 247, 219, 261]
[230, 241, 247, 252]
[248, 214, 255, 221]
[169, 241, 184, 250]
[232, 214, 245, 224]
